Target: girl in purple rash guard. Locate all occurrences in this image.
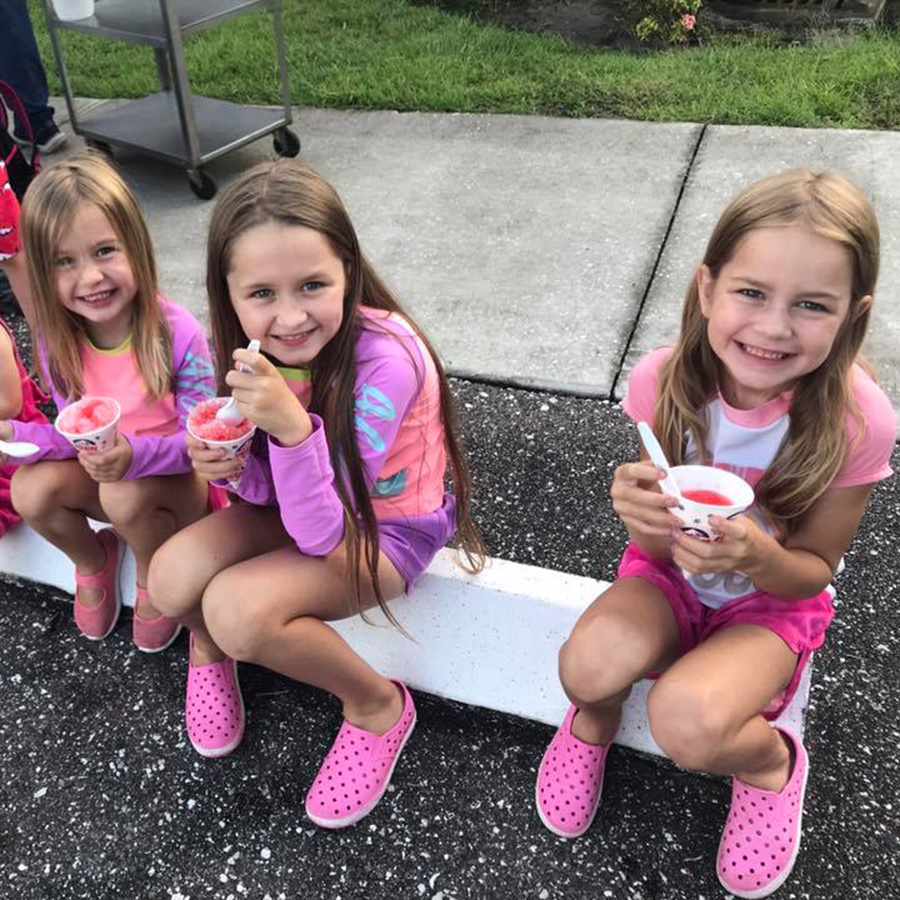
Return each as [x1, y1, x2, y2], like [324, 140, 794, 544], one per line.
[1, 152, 218, 652]
[149, 160, 485, 828]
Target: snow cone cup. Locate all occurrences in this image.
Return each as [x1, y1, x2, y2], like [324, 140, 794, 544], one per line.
[187, 398, 257, 490]
[668, 465, 755, 542]
[55, 397, 121, 453]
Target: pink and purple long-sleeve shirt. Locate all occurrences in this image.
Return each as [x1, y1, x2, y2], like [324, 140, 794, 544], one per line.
[10, 298, 216, 479]
[225, 308, 453, 563]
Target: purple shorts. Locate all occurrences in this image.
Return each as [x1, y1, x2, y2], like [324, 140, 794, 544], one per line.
[618, 542, 835, 720]
[376, 492, 457, 592]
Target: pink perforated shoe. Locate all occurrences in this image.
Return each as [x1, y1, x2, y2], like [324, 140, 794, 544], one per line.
[184, 633, 244, 758]
[717, 727, 809, 898]
[305, 680, 416, 829]
[73, 528, 124, 640]
[535, 704, 612, 838]
[132, 585, 182, 653]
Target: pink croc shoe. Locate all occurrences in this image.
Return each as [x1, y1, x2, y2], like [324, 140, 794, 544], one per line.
[73, 528, 124, 640]
[717, 727, 809, 898]
[132, 584, 182, 653]
[305, 680, 416, 829]
[535, 703, 612, 838]
[184, 633, 244, 758]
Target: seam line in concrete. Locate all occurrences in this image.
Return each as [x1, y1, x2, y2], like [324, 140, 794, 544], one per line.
[609, 123, 709, 399]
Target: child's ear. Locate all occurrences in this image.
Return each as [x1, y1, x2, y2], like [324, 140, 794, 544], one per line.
[697, 264, 713, 317]
[854, 294, 873, 320]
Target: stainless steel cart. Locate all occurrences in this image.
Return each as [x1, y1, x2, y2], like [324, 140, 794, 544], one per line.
[42, 0, 300, 199]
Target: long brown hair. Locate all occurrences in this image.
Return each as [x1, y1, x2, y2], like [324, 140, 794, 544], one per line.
[20, 151, 171, 401]
[656, 168, 879, 534]
[207, 160, 485, 626]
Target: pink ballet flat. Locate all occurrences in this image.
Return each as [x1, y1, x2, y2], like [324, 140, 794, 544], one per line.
[305, 680, 416, 829]
[73, 528, 123, 640]
[184, 633, 244, 758]
[535, 703, 612, 838]
[717, 727, 809, 898]
[132, 584, 182, 653]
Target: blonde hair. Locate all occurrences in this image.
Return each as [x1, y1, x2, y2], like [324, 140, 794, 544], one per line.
[20, 151, 171, 401]
[656, 168, 879, 534]
[207, 160, 485, 628]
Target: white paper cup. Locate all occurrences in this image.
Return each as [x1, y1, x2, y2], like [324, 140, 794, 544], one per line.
[669, 465, 754, 542]
[187, 398, 257, 489]
[52, 0, 95, 21]
[55, 397, 120, 453]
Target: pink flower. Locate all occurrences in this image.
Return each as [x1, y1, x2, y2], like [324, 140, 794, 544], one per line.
[682, 13, 696, 30]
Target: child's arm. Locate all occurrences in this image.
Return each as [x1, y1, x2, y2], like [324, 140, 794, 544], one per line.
[671, 483, 874, 599]
[123, 313, 217, 480]
[0, 326, 23, 421]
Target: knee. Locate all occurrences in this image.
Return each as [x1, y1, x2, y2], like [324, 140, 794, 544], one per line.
[647, 677, 730, 771]
[98, 479, 146, 529]
[202, 571, 272, 663]
[558, 621, 639, 706]
[147, 534, 201, 620]
[11, 464, 58, 522]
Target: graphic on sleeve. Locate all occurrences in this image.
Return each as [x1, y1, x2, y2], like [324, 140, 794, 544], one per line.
[176, 350, 216, 419]
[355, 383, 397, 454]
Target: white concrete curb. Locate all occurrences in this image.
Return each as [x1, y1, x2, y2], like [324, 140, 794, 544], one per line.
[0, 524, 809, 755]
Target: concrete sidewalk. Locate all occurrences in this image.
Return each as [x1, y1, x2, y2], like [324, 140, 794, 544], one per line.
[51, 98, 900, 416]
[0, 100, 897, 900]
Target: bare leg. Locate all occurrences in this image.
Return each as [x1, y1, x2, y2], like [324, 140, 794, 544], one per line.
[100, 472, 210, 618]
[202, 541, 406, 736]
[11, 460, 107, 605]
[558, 576, 682, 744]
[647, 625, 798, 791]
[148, 503, 294, 660]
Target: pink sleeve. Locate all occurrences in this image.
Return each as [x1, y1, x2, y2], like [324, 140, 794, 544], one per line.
[830, 367, 896, 488]
[620, 347, 673, 424]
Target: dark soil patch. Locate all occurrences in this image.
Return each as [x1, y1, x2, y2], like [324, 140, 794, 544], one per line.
[411, 0, 894, 50]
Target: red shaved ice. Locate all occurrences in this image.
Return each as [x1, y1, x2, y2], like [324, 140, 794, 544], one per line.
[188, 398, 253, 443]
[58, 397, 118, 434]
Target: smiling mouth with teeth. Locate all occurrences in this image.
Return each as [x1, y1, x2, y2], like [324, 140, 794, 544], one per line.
[79, 290, 114, 303]
[738, 342, 791, 361]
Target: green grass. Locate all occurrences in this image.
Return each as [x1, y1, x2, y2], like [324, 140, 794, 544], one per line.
[28, 0, 900, 129]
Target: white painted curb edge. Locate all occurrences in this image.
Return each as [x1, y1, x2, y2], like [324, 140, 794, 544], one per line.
[0, 524, 808, 756]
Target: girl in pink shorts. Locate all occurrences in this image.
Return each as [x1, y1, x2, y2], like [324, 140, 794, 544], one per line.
[535, 169, 895, 898]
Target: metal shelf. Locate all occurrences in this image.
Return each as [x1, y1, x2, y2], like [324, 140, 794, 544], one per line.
[48, 0, 272, 47]
[41, 0, 298, 198]
[78, 93, 288, 165]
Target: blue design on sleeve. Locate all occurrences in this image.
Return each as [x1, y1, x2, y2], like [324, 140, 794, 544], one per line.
[176, 350, 216, 420]
[355, 383, 397, 453]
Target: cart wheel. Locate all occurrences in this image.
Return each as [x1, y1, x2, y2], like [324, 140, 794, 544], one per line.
[86, 140, 114, 160]
[273, 128, 300, 158]
[188, 170, 217, 201]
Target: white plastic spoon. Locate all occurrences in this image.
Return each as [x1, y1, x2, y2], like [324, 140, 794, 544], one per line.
[216, 339, 260, 422]
[0, 439, 40, 458]
[636, 421, 683, 503]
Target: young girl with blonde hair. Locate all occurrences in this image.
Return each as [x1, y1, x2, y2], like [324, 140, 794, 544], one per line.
[0, 152, 217, 651]
[149, 159, 484, 827]
[535, 169, 895, 898]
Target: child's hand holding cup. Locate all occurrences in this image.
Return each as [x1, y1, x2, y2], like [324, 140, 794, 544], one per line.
[187, 397, 257, 490]
[667, 464, 755, 542]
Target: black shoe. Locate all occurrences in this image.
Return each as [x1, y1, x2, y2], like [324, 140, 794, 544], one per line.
[14, 119, 68, 154]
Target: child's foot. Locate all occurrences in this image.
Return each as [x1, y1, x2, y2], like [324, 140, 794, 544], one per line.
[717, 727, 809, 899]
[535, 704, 613, 839]
[132, 584, 182, 653]
[344, 680, 405, 736]
[73, 529, 123, 640]
[305, 680, 416, 829]
[184, 632, 244, 758]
